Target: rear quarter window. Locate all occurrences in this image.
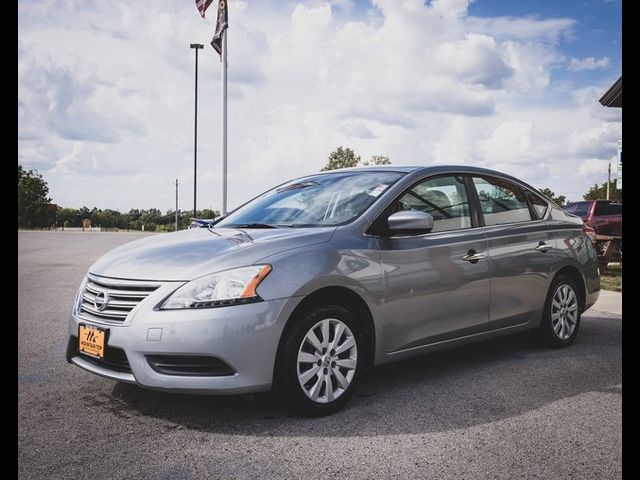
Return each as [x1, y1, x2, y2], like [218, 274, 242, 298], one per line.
[527, 192, 548, 219]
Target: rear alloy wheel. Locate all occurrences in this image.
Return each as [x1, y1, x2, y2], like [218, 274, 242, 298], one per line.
[275, 305, 362, 415]
[538, 274, 581, 347]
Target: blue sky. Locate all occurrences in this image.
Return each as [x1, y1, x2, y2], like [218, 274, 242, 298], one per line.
[18, 0, 622, 210]
[471, 0, 621, 79]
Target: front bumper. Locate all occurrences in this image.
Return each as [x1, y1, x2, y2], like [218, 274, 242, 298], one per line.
[67, 294, 298, 395]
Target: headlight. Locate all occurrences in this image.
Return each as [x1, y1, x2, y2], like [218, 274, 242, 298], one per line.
[73, 277, 88, 314]
[160, 265, 272, 309]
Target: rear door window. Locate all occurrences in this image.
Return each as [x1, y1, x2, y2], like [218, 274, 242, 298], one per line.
[472, 177, 533, 226]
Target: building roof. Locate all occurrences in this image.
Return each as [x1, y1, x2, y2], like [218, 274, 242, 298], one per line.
[599, 76, 622, 108]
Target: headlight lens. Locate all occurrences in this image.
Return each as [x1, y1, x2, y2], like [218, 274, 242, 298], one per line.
[160, 265, 272, 309]
[73, 277, 88, 314]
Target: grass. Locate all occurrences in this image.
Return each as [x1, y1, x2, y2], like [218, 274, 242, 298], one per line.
[600, 263, 622, 292]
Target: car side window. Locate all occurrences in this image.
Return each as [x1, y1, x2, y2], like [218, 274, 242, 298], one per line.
[527, 191, 548, 219]
[472, 176, 533, 226]
[392, 175, 472, 232]
[594, 202, 622, 216]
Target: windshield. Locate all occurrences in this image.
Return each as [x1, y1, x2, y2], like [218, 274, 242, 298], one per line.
[215, 171, 404, 228]
[564, 202, 591, 217]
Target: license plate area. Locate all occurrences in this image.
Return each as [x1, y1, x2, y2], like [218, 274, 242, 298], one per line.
[78, 324, 108, 359]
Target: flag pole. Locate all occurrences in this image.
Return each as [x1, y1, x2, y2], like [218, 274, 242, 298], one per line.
[221, 29, 228, 215]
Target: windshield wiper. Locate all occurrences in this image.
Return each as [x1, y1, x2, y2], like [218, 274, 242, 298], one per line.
[222, 223, 293, 229]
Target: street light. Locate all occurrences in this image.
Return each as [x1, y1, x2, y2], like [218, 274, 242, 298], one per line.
[190, 43, 204, 219]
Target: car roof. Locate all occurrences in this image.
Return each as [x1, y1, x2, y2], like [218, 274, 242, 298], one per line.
[319, 165, 540, 191]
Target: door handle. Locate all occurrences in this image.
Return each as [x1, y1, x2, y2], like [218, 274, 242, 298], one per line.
[535, 242, 551, 253]
[462, 250, 487, 263]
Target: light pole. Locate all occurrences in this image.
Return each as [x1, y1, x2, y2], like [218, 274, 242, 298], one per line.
[607, 160, 611, 200]
[190, 43, 204, 219]
[175, 179, 179, 231]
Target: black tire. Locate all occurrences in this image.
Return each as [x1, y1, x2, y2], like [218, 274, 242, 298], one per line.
[537, 274, 581, 348]
[273, 304, 362, 416]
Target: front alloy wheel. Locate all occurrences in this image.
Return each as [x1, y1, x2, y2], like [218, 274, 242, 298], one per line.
[297, 318, 358, 404]
[275, 305, 362, 415]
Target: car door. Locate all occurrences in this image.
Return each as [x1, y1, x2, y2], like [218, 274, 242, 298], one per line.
[374, 174, 491, 353]
[469, 175, 556, 330]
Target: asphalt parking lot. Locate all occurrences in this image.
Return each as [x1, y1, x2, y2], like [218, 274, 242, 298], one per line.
[18, 230, 621, 479]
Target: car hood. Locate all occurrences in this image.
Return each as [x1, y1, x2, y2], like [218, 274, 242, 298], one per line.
[89, 227, 336, 281]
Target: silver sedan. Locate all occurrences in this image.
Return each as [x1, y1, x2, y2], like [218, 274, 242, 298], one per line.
[66, 166, 600, 415]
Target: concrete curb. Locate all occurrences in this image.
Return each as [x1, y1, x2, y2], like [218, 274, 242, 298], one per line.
[591, 290, 622, 316]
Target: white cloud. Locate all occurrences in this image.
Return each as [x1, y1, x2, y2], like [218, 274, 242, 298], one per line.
[477, 121, 535, 163]
[435, 34, 513, 89]
[578, 158, 612, 178]
[432, 0, 471, 19]
[17, 0, 620, 211]
[567, 123, 620, 158]
[467, 16, 576, 41]
[569, 56, 610, 71]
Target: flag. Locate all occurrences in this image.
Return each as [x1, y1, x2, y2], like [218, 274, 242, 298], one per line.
[196, 0, 213, 18]
[210, 0, 229, 58]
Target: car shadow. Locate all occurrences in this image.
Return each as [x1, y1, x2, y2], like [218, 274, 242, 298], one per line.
[92, 314, 620, 437]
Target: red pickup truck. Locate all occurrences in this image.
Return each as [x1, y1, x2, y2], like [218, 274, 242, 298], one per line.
[564, 200, 622, 237]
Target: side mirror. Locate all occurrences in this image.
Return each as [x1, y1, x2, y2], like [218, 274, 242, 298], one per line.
[387, 210, 434, 235]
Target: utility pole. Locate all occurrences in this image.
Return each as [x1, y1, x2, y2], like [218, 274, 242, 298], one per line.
[607, 161, 611, 200]
[175, 179, 179, 231]
[190, 43, 204, 219]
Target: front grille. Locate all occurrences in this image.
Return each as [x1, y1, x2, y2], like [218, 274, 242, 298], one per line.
[70, 336, 132, 373]
[79, 274, 160, 324]
[147, 355, 235, 377]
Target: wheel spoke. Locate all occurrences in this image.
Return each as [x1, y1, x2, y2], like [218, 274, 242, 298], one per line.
[324, 374, 334, 403]
[333, 368, 349, 389]
[552, 299, 562, 310]
[335, 336, 355, 355]
[553, 319, 562, 334]
[321, 320, 330, 348]
[551, 312, 561, 321]
[566, 289, 576, 305]
[565, 320, 574, 335]
[299, 365, 320, 385]
[336, 358, 356, 370]
[565, 318, 572, 338]
[305, 330, 323, 353]
[309, 374, 323, 401]
[331, 323, 345, 350]
[298, 352, 319, 363]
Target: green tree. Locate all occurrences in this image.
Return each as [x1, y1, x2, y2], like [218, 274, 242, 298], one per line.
[57, 207, 78, 228]
[18, 165, 52, 228]
[362, 155, 391, 166]
[539, 188, 567, 208]
[321, 146, 361, 171]
[583, 181, 622, 201]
